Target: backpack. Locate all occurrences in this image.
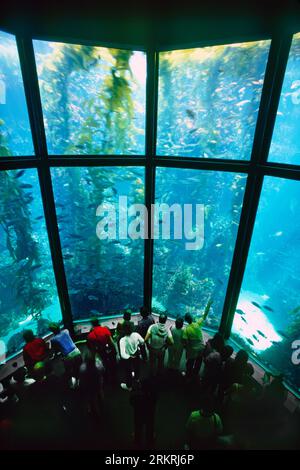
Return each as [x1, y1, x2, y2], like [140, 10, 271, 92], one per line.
[149, 324, 168, 350]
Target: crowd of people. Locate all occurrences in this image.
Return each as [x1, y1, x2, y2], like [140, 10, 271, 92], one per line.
[0, 300, 289, 450]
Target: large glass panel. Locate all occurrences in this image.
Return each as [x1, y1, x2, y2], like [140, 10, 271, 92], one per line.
[0, 30, 34, 156]
[0, 169, 61, 362]
[157, 40, 270, 159]
[269, 33, 300, 165]
[34, 40, 146, 155]
[232, 177, 300, 394]
[51, 167, 145, 319]
[152, 168, 246, 329]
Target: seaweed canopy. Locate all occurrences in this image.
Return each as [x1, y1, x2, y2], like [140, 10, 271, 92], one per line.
[38, 42, 136, 155]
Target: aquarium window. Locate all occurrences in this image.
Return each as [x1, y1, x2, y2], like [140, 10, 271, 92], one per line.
[0, 169, 62, 362]
[268, 33, 300, 165]
[50, 166, 145, 320]
[33, 40, 146, 156]
[232, 176, 300, 394]
[152, 167, 245, 327]
[157, 40, 270, 159]
[0, 30, 34, 156]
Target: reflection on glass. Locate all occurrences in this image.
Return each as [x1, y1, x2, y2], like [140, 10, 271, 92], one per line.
[232, 177, 300, 393]
[34, 40, 146, 155]
[0, 30, 34, 156]
[152, 168, 245, 329]
[269, 33, 300, 165]
[51, 167, 144, 319]
[0, 169, 61, 361]
[157, 40, 270, 159]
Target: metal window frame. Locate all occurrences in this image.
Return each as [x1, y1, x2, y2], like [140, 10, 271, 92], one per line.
[0, 29, 297, 346]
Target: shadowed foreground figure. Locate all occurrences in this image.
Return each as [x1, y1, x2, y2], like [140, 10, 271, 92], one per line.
[186, 395, 223, 450]
[79, 350, 104, 418]
[129, 377, 157, 449]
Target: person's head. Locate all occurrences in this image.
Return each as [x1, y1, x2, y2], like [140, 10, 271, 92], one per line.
[140, 306, 149, 318]
[201, 394, 215, 416]
[84, 350, 96, 368]
[159, 314, 167, 325]
[13, 367, 27, 383]
[211, 332, 224, 352]
[123, 321, 134, 336]
[49, 322, 61, 335]
[221, 345, 234, 361]
[235, 349, 249, 365]
[23, 329, 35, 343]
[32, 362, 46, 382]
[123, 310, 132, 321]
[175, 317, 184, 329]
[91, 317, 100, 327]
[185, 313, 193, 324]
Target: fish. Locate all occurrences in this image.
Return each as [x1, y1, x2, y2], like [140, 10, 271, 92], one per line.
[252, 335, 259, 341]
[263, 305, 274, 312]
[241, 317, 247, 323]
[277, 330, 289, 339]
[215, 243, 223, 248]
[246, 338, 254, 346]
[274, 231, 283, 237]
[15, 170, 25, 178]
[68, 234, 83, 239]
[251, 301, 261, 309]
[90, 309, 101, 315]
[30, 264, 43, 271]
[257, 330, 267, 338]
[235, 309, 245, 316]
[63, 254, 74, 260]
[19, 184, 33, 189]
[186, 109, 196, 119]
[235, 100, 251, 107]
[88, 295, 98, 301]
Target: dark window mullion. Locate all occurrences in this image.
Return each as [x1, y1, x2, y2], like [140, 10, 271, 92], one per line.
[220, 33, 293, 339]
[16, 36, 74, 333]
[143, 49, 159, 311]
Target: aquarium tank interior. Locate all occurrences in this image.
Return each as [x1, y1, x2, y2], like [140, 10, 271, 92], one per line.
[1, 18, 300, 399]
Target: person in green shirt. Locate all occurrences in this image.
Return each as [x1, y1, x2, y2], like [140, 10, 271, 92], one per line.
[182, 298, 213, 379]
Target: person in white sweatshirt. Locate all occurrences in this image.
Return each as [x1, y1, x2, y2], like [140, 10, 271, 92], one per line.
[119, 322, 145, 391]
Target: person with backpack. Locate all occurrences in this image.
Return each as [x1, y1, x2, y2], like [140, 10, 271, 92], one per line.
[145, 314, 173, 375]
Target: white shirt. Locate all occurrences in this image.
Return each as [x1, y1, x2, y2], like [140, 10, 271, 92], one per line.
[120, 332, 144, 360]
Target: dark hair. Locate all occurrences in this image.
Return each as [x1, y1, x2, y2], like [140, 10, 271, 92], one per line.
[140, 306, 149, 318]
[159, 314, 167, 324]
[185, 313, 193, 324]
[91, 317, 100, 327]
[221, 345, 234, 361]
[33, 362, 46, 381]
[23, 329, 35, 343]
[211, 333, 224, 352]
[13, 367, 27, 383]
[123, 321, 134, 336]
[123, 310, 132, 321]
[175, 317, 184, 329]
[235, 349, 249, 365]
[49, 322, 60, 335]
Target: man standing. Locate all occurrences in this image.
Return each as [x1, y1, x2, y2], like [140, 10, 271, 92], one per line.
[145, 314, 173, 375]
[182, 299, 213, 380]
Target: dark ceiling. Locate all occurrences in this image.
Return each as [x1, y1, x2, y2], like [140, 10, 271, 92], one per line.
[1, 0, 300, 49]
